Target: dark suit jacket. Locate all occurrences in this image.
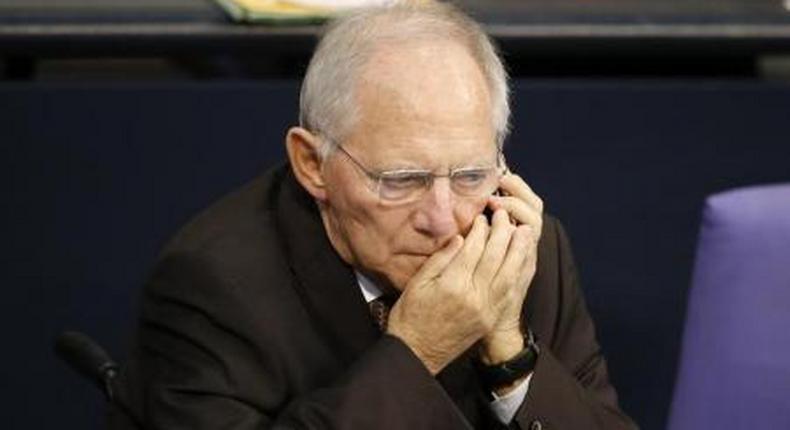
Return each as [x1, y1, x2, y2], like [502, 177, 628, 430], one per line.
[113, 164, 638, 429]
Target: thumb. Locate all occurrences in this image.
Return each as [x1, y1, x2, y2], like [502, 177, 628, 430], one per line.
[408, 235, 463, 286]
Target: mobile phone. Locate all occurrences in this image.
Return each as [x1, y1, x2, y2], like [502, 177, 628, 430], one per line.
[483, 205, 495, 223]
[483, 189, 503, 223]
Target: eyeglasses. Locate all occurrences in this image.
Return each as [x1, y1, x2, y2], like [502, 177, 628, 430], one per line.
[334, 144, 505, 204]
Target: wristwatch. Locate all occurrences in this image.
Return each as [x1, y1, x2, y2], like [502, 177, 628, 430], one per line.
[476, 328, 540, 389]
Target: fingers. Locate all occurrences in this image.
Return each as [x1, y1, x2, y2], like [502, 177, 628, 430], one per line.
[498, 173, 543, 214]
[410, 235, 464, 284]
[489, 195, 542, 231]
[488, 173, 543, 235]
[492, 224, 538, 295]
[443, 214, 489, 280]
[473, 209, 515, 286]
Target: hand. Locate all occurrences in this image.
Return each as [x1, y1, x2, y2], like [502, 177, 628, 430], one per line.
[387, 208, 535, 374]
[479, 173, 543, 364]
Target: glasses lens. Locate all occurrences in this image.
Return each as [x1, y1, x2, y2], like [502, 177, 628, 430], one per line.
[378, 173, 431, 202]
[376, 168, 501, 203]
[451, 168, 500, 197]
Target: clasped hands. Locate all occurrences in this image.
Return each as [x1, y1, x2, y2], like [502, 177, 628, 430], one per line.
[387, 173, 543, 376]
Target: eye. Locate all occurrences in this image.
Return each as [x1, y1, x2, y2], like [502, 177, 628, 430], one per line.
[452, 169, 489, 188]
[380, 173, 428, 190]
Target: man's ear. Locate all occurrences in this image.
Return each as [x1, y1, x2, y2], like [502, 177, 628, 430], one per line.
[285, 127, 328, 201]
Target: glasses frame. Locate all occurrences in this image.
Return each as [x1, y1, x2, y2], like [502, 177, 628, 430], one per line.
[332, 143, 507, 204]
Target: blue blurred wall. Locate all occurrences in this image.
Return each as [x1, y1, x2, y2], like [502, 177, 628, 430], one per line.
[2, 79, 789, 429]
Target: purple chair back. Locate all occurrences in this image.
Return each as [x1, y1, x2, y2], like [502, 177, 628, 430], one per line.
[668, 184, 790, 429]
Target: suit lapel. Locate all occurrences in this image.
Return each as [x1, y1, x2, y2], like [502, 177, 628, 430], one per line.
[275, 168, 380, 366]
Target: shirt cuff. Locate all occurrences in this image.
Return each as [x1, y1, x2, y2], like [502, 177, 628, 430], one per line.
[488, 373, 532, 424]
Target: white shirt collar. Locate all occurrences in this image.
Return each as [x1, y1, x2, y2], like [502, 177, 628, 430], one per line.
[355, 270, 383, 303]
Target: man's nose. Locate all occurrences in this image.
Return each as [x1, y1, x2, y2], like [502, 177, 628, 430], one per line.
[413, 178, 458, 238]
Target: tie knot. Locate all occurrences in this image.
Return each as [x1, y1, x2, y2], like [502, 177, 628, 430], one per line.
[368, 296, 395, 332]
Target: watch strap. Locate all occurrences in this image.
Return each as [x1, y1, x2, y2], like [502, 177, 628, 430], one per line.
[476, 328, 540, 389]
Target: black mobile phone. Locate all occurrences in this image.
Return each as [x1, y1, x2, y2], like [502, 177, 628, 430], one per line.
[482, 189, 503, 222]
[484, 188, 519, 225]
[483, 205, 495, 222]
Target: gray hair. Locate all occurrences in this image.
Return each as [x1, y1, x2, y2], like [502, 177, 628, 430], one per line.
[299, 2, 510, 159]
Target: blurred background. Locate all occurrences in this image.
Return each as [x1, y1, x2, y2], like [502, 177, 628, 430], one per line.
[2, 1, 789, 429]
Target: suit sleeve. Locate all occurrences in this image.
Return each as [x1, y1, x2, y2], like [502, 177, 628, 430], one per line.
[511, 219, 639, 430]
[113, 252, 472, 430]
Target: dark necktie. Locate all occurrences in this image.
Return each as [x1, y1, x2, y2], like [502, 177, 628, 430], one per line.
[368, 295, 395, 332]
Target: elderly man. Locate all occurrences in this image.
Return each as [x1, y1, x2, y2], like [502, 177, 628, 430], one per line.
[115, 3, 637, 429]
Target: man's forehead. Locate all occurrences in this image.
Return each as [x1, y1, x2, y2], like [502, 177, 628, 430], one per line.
[365, 135, 499, 168]
[332, 36, 497, 169]
[358, 38, 487, 96]
[352, 40, 492, 130]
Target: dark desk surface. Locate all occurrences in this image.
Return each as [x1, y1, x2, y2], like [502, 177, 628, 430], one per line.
[2, 0, 790, 58]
